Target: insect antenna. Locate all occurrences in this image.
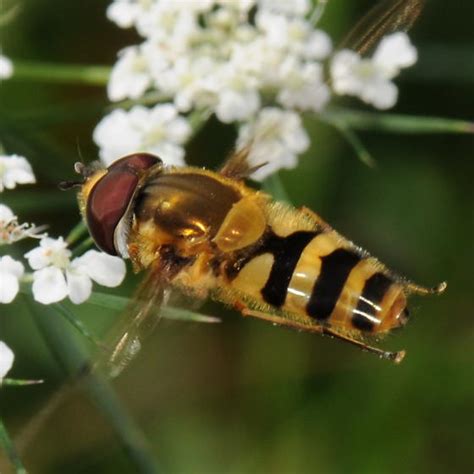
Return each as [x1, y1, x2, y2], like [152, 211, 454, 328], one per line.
[58, 180, 83, 190]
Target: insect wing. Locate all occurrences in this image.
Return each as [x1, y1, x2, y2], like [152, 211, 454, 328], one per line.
[95, 264, 168, 378]
[339, 0, 426, 55]
[219, 146, 268, 181]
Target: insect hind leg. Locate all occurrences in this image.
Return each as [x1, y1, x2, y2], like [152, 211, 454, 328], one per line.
[240, 307, 405, 364]
[406, 281, 447, 296]
[320, 327, 406, 364]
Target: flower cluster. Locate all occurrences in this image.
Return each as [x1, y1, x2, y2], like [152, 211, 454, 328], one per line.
[97, 0, 418, 180]
[0, 154, 127, 306]
[331, 32, 417, 109]
[25, 238, 126, 304]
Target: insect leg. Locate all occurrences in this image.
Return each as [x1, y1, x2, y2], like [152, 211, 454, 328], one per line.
[319, 327, 406, 364]
[240, 307, 405, 363]
[406, 281, 447, 296]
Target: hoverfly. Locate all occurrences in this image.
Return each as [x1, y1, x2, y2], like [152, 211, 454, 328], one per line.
[65, 0, 445, 368]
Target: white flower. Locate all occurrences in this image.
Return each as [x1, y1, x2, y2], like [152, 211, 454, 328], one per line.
[258, 0, 310, 16]
[65, 250, 127, 304]
[256, 11, 332, 60]
[237, 107, 310, 181]
[155, 55, 218, 112]
[26, 236, 71, 271]
[0, 204, 46, 244]
[277, 58, 330, 112]
[0, 53, 13, 79]
[0, 341, 14, 381]
[136, 4, 200, 46]
[31, 266, 69, 304]
[331, 32, 417, 109]
[93, 103, 191, 166]
[108, 46, 153, 102]
[214, 63, 261, 123]
[25, 237, 126, 305]
[373, 32, 418, 76]
[0, 256, 24, 304]
[0, 155, 36, 192]
[106, 0, 152, 29]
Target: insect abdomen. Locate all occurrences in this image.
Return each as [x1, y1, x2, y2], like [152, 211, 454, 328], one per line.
[226, 227, 408, 334]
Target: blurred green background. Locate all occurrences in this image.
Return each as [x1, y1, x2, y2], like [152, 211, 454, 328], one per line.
[1, 1, 473, 473]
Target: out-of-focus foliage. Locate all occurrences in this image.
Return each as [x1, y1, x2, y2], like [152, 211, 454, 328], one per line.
[0, 1, 473, 473]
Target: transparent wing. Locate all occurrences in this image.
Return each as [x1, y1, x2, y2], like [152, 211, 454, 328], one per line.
[339, 0, 426, 55]
[219, 146, 268, 181]
[95, 249, 220, 377]
[95, 262, 169, 378]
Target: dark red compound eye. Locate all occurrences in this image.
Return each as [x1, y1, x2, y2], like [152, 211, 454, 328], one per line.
[86, 153, 161, 255]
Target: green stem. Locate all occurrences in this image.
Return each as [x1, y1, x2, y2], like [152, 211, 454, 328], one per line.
[0, 417, 27, 474]
[110, 91, 170, 111]
[11, 60, 110, 86]
[262, 173, 291, 204]
[2, 378, 43, 386]
[88, 291, 220, 324]
[53, 302, 102, 348]
[71, 236, 94, 257]
[26, 299, 160, 474]
[66, 221, 88, 246]
[322, 107, 474, 134]
[332, 122, 376, 168]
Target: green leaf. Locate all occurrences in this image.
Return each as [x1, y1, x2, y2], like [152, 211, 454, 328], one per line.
[53, 302, 102, 348]
[262, 173, 292, 203]
[332, 123, 376, 168]
[88, 292, 220, 324]
[322, 107, 474, 134]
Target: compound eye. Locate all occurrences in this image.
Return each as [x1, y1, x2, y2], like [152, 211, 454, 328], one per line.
[85, 153, 161, 255]
[86, 169, 138, 255]
[108, 153, 162, 173]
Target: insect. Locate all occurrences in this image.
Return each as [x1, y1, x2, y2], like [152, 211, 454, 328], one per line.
[70, 142, 445, 366]
[63, 0, 445, 367]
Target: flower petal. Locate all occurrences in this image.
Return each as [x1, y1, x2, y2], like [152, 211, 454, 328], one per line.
[373, 32, 417, 77]
[66, 270, 92, 304]
[32, 267, 68, 304]
[0, 272, 20, 304]
[0, 341, 14, 380]
[0, 255, 24, 279]
[75, 250, 126, 287]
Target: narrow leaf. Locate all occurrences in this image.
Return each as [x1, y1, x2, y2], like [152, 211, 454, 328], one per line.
[88, 292, 220, 323]
[323, 107, 474, 134]
[333, 123, 377, 167]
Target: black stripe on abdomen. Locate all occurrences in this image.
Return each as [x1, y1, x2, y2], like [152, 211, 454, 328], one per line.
[260, 231, 318, 307]
[352, 272, 393, 331]
[306, 248, 360, 320]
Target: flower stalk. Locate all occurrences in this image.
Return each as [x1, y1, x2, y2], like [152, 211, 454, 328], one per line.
[11, 60, 111, 86]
